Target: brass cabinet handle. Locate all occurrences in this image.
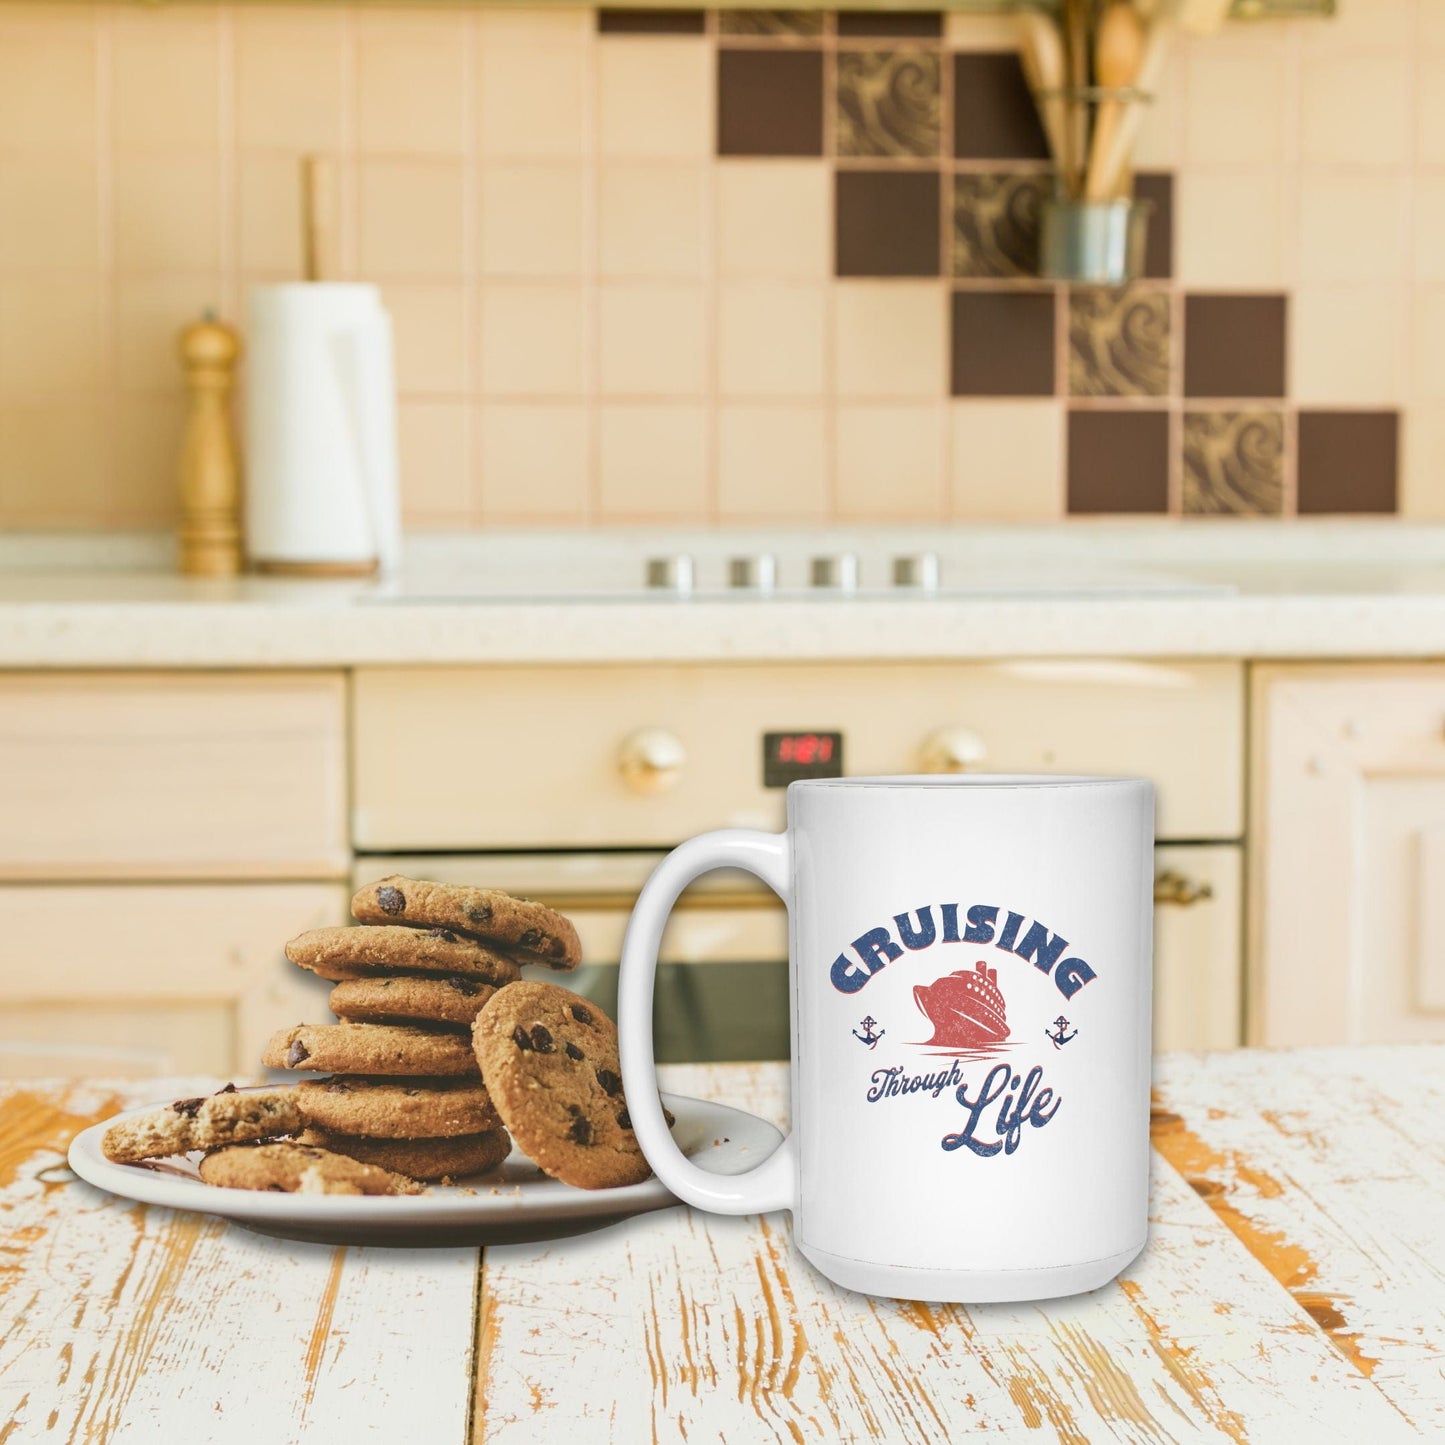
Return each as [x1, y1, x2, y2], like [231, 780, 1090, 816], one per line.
[1154, 869, 1215, 907]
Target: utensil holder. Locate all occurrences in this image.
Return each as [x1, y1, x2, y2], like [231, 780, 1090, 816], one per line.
[1040, 196, 1153, 286]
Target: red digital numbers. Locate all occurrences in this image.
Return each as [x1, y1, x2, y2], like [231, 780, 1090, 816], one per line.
[777, 734, 834, 765]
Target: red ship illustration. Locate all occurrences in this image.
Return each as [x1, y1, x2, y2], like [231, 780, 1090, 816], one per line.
[913, 962, 1010, 1049]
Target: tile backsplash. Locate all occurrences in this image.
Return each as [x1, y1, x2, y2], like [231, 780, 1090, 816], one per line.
[0, 0, 1437, 530]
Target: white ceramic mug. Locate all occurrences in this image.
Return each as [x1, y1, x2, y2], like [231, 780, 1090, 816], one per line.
[618, 774, 1155, 1303]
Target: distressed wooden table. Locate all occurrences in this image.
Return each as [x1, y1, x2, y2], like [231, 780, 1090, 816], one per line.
[1, 1048, 1440, 1443]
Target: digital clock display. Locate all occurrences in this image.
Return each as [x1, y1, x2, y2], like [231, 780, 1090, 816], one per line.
[763, 731, 844, 788]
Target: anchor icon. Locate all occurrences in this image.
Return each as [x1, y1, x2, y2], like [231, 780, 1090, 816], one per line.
[852, 1015, 885, 1049]
[1045, 1015, 1077, 1049]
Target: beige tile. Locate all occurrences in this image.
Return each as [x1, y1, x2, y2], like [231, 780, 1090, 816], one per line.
[1291, 287, 1406, 406]
[598, 163, 707, 279]
[0, 400, 107, 524]
[479, 43, 587, 158]
[397, 398, 473, 525]
[356, 10, 470, 156]
[717, 161, 829, 279]
[1176, 170, 1285, 287]
[1423, 4, 1445, 49]
[597, 403, 708, 518]
[1400, 406, 1445, 519]
[1412, 289, 1445, 401]
[1182, 52, 1287, 166]
[1419, 53, 1445, 167]
[0, 159, 99, 269]
[383, 283, 470, 395]
[115, 276, 222, 393]
[835, 403, 946, 520]
[1299, 54, 1410, 168]
[114, 156, 220, 273]
[477, 7, 592, 44]
[1298, 172, 1408, 285]
[834, 281, 947, 399]
[944, 13, 1023, 50]
[1131, 44, 1181, 171]
[479, 403, 590, 519]
[597, 39, 711, 160]
[1300, 0, 1412, 53]
[0, 276, 104, 396]
[598, 283, 706, 397]
[479, 164, 585, 277]
[358, 159, 465, 278]
[0, 15, 98, 153]
[479, 283, 585, 396]
[716, 405, 828, 520]
[234, 6, 345, 153]
[1415, 176, 1445, 284]
[112, 9, 221, 153]
[949, 400, 1064, 520]
[717, 282, 826, 398]
[239, 152, 336, 276]
[112, 394, 186, 525]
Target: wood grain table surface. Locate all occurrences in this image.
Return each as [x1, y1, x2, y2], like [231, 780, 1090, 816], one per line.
[0, 1048, 1440, 1444]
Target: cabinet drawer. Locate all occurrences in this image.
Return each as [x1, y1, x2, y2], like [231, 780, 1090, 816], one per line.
[0, 882, 344, 1076]
[1153, 844, 1242, 1052]
[0, 673, 349, 878]
[354, 660, 1242, 849]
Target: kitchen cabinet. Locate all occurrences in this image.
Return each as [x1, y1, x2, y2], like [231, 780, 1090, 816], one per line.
[1250, 664, 1445, 1046]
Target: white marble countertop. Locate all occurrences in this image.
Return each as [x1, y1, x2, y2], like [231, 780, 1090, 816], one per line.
[8, 522, 1445, 667]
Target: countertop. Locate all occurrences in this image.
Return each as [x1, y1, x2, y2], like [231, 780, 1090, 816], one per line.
[0, 1049, 1437, 1443]
[9, 522, 1445, 666]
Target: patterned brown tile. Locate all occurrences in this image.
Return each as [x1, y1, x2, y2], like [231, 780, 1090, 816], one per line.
[952, 173, 1048, 279]
[1069, 286, 1171, 398]
[953, 53, 1050, 161]
[718, 50, 824, 157]
[1067, 410, 1169, 513]
[718, 10, 825, 37]
[1182, 411, 1284, 515]
[836, 50, 941, 159]
[837, 11, 944, 38]
[836, 169, 941, 276]
[1183, 294, 1287, 398]
[1297, 410, 1399, 514]
[950, 289, 1056, 396]
[598, 10, 706, 34]
[1134, 173, 1173, 281]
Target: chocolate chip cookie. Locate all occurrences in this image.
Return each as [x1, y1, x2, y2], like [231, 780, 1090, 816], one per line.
[263, 1022, 480, 1077]
[285, 925, 521, 985]
[471, 981, 651, 1190]
[101, 1084, 301, 1164]
[328, 975, 497, 1030]
[294, 1077, 501, 1139]
[198, 1141, 421, 1195]
[297, 1127, 512, 1182]
[352, 877, 582, 970]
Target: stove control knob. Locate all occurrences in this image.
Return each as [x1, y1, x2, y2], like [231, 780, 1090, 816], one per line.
[892, 552, 940, 590]
[618, 728, 686, 794]
[645, 555, 694, 596]
[918, 726, 987, 774]
[728, 554, 777, 592]
[810, 553, 859, 592]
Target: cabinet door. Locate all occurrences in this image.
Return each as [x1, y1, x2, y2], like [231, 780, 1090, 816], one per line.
[0, 883, 345, 1076]
[1250, 665, 1445, 1046]
[1153, 845, 1242, 1051]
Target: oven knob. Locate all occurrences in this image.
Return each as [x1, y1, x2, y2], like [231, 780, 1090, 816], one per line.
[918, 727, 987, 774]
[618, 728, 686, 794]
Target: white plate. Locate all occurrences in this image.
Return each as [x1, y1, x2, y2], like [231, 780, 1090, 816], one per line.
[69, 1089, 781, 1247]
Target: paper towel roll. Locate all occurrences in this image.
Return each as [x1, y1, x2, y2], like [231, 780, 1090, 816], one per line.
[244, 283, 401, 574]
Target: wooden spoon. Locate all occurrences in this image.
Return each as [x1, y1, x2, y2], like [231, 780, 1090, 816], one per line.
[1016, 9, 1069, 175]
[1085, 1, 1147, 202]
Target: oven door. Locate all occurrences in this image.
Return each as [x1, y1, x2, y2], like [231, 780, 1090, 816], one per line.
[354, 853, 790, 1062]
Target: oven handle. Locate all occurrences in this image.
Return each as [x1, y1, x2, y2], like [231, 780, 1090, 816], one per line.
[618, 828, 796, 1216]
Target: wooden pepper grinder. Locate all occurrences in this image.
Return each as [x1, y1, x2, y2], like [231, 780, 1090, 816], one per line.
[176, 311, 243, 576]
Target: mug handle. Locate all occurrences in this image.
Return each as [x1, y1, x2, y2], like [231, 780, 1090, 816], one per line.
[618, 828, 796, 1215]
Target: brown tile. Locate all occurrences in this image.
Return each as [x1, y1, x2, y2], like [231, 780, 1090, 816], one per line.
[1183, 294, 1287, 399]
[836, 50, 941, 159]
[838, 12, 944, 39]
[952, 173, 1047, 279]
[718, 50, 824, 156]
[1134, 172, 1174, 281]
[1297, 410, 1399, 514]
[836, 169, 941, 276]
[719, 11, 824, 37]
[953, 53, 1050, 161]
[598, 10, 705, 34]
[1067, 410, 1169, 513]
[1069, 287, 1171, 398]
[1182, 411, 1284, 515]
[951, 290, 1055, 396]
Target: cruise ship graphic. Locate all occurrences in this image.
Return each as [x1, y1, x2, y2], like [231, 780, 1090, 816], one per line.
[913, 961, 1010, 1050]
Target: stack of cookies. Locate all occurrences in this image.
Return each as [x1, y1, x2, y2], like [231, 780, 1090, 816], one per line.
[259, 875, 582, 1183]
